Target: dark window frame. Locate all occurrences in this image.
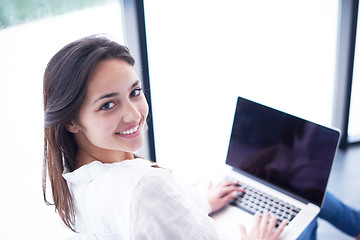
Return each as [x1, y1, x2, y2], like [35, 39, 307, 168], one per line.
[333, 0, 360, 149]
[120, 0, 156, 161]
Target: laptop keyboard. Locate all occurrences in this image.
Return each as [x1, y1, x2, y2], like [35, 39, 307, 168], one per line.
[226, 177, 301, 227]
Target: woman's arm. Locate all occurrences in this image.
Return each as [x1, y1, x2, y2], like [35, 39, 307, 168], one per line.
[130, 168, 286, 240]
[129, 168, 221, 240]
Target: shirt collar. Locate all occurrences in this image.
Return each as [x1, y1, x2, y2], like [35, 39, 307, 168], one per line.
[62, 158, 155, 184]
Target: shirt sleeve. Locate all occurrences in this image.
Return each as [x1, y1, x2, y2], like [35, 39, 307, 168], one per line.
[180, 182, 213, 215]
[129, 168, 221, 240]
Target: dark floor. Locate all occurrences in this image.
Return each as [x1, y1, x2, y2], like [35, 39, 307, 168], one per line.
[317, 144, 360, 239]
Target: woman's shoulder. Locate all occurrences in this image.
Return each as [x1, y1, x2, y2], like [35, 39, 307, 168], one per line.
[65, 158, 168, 208]
[63, 158, 158, 184]
[109, 158, 166, 180]
[132, 163, 180, 198]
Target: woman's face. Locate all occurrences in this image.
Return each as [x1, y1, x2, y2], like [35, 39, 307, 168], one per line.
[72, 58, 149, 155]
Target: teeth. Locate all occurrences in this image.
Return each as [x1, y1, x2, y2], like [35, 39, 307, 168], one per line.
[119, 125, 139, 135]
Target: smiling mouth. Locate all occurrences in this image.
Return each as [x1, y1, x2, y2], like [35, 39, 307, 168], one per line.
[116, 124, 140, 135]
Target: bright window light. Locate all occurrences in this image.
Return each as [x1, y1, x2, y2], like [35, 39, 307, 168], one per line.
[0, 1, 124, 239]
[144, 0, 339, 183]
[348, 7, 360, 142]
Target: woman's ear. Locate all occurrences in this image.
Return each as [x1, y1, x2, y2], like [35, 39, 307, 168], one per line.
[66, 121, 80, 133]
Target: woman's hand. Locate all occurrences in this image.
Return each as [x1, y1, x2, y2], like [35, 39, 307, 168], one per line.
[240, 210, 287, 240]
[205, 180, 243, 213]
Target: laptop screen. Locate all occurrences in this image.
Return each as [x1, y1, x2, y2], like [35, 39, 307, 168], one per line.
[226, 97, 340, 206]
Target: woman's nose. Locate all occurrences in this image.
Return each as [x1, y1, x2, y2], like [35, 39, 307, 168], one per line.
[122, 100, 141, 123]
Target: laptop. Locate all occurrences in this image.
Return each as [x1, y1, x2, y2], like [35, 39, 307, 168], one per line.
[210, 96, 340, 240]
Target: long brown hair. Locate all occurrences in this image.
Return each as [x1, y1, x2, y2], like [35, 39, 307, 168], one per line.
[42, 35, 135, 231]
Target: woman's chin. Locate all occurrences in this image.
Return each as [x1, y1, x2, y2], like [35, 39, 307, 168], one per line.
[120, 138, 144, 154]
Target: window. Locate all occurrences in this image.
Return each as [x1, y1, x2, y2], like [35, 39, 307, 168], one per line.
[144, 0, 339, 183]
[0, 0, 124, 238]
[348, 76, 360, 142]
[348, 7, 360, 142]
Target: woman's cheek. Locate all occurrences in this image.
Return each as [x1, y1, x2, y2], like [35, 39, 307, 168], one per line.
[140, 98, 149, 118]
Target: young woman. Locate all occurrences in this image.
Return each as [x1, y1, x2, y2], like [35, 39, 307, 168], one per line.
[43, 35, 360, 240]
[42, 35, 286, 239]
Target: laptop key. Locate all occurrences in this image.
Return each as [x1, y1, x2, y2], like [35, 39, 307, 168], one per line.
[227, 176, 301, 226]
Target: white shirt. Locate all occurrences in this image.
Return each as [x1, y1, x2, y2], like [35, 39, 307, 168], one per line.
[63, 158, 220, 240]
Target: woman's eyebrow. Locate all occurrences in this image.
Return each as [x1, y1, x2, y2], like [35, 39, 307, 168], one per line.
[94, 92, 119, 104]
[131, 80, 140, 90]
[93, 80, 140, 104]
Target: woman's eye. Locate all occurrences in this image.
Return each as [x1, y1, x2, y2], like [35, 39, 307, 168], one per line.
[101, 102, 115, 111]
[130, 88, 142, 98]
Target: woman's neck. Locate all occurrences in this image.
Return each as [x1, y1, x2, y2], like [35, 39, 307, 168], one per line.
[75, 148, 134, 169]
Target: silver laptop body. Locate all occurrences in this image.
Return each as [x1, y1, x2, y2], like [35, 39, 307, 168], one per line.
[211, 96, 340, 240]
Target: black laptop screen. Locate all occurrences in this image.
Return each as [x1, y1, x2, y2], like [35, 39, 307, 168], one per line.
[226, 97, 340, 206]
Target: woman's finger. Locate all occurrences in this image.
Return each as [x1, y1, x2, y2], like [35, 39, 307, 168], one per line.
[217, 185, 243, 198]
[219, 190, 240, 206]
[267, 214, 278, 232]
[240, 224, 247, 239]
[259, 210, 270, 233]
[251, 212, 262, 231]
[273, 220, 287, 239]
